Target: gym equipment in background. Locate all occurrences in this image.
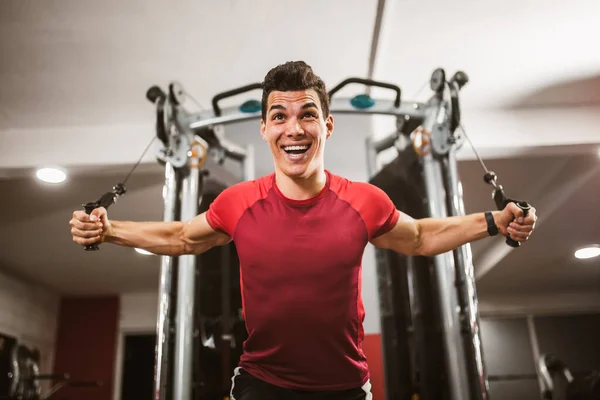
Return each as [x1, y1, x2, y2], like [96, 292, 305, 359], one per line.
[0, 333, 101, 400]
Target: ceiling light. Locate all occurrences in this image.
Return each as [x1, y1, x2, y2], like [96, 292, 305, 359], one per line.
[36, 167, 66, 183]
[135, 248, 155, 256]
[574, 245, 600, 259]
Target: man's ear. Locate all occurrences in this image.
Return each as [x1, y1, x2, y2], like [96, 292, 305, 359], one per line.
[260, 120, 267, 141]
[325, 114, 334, 139]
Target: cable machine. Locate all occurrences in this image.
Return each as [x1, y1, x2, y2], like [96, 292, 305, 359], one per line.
[366, 68, 531, 400]
[140, 71, 494, 400]
[145, 83, 254, 400]
[366, 69, 488, 400]
[78, 68, 538, 400]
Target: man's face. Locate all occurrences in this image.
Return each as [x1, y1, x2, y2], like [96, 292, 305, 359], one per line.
[260, 89, 334, 179]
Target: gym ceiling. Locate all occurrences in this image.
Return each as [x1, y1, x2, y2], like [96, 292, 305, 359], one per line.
[0, 0, 598, 305]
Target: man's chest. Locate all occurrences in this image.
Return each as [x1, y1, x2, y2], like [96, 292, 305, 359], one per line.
[232, 197, 368, 283]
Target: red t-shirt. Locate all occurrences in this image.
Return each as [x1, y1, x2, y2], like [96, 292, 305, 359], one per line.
[205, 170, 399, 390]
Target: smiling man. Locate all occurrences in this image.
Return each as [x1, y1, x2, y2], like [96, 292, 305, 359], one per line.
[70, 61, 537, 399]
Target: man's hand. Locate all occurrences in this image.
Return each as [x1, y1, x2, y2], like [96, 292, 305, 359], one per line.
[495, 202, 537, 243]
[70, 206, 111, 247]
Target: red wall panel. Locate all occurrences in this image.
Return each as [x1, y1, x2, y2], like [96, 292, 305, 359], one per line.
[53, 296, 119, 400]
[364, 333, 385, 399]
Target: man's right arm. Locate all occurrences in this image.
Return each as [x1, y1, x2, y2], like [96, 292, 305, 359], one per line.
[70, 207, 230, 256]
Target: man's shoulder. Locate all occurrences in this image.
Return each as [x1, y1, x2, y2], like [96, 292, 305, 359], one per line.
[327, 171, 398, 237]
[328, 171, 385, 198]
[206, 173, 275, 235]
[219, 173, 274, 201]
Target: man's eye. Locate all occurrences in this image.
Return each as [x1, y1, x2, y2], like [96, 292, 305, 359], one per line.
[272, 113, 284, 120]
[303, 113, 316, 119]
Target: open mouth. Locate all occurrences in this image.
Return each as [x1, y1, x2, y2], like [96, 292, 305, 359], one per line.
[282, 144, 312, 155]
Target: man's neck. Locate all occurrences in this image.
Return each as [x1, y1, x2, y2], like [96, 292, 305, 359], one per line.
[275, 168, 327, 201]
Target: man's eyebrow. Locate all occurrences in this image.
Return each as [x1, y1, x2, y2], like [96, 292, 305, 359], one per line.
[268, 102, 318, 113]
[268, 104, 286, 113]
[301, 102, 318, 110]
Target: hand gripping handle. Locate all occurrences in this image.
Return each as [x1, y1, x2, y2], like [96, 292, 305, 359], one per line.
[83, 202, 101, 251]
[505, 201, 531, 248]
[80, 184, 125, 251]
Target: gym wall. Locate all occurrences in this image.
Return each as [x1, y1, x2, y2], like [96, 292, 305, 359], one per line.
[479, 292, 600, 400]
[479, 312, 600, 400]
[112, 292, 165, 400]
[53, 296, 120, 400]
[0, 268, 59, 386]
[479, 291, 600, 316]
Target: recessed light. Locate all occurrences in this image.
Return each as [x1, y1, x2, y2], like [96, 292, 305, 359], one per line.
[135, 248, 155, 256]
[574, 245, 600, 259]
[36, 167, 66, 183]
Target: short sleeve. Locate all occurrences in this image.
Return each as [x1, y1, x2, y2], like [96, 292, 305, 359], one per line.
[333, 180, 399, 241]
[364, 184, 400, 240]
[205, 182, 253, 237]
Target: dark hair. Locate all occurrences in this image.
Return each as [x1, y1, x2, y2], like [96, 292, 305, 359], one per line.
[261, 61, 329, 121]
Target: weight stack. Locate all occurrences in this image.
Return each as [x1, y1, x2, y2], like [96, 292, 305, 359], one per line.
[370, 145, 449, 400]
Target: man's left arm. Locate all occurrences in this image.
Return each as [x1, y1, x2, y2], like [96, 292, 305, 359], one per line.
[370, 203, 537, 257]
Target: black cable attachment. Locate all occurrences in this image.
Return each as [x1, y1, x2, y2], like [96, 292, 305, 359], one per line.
[82, 183, 126, 251]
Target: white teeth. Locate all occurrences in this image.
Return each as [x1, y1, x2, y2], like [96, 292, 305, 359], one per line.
[283, 145, 309, 151]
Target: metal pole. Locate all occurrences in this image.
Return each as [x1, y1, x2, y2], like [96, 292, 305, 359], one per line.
[173, 140, 205, 400]
[154, 162, 179, 400]
[442, 148, 489, 400]
[527, 315, 546, 395]
[243, 144, 255, 181]
[365, 137, 379, 177]
[421, 99, 469, 400]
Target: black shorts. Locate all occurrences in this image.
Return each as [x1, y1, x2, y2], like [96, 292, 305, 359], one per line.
[230, 368, 373, 400]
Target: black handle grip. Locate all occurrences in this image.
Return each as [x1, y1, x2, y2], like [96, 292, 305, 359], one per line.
[328, 78, 401, 108]
[155, 96, 167, 145]
[211, 83, 262, 117]
[448, 80, 461, 133]
[83, 202, 100, 251]
[81, 185, 125, 252]
[146, 86, 168, 145]
[506, 201, 531, 248]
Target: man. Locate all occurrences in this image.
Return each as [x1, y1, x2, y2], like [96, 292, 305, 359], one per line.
[70, 61, 537, 399]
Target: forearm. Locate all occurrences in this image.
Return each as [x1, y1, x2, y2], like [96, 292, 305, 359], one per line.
[416, 212, 497, 256]
[105, 220, 190, 256]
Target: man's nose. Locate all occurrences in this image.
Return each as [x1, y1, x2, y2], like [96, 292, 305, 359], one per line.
[286, 118, 304, 137]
